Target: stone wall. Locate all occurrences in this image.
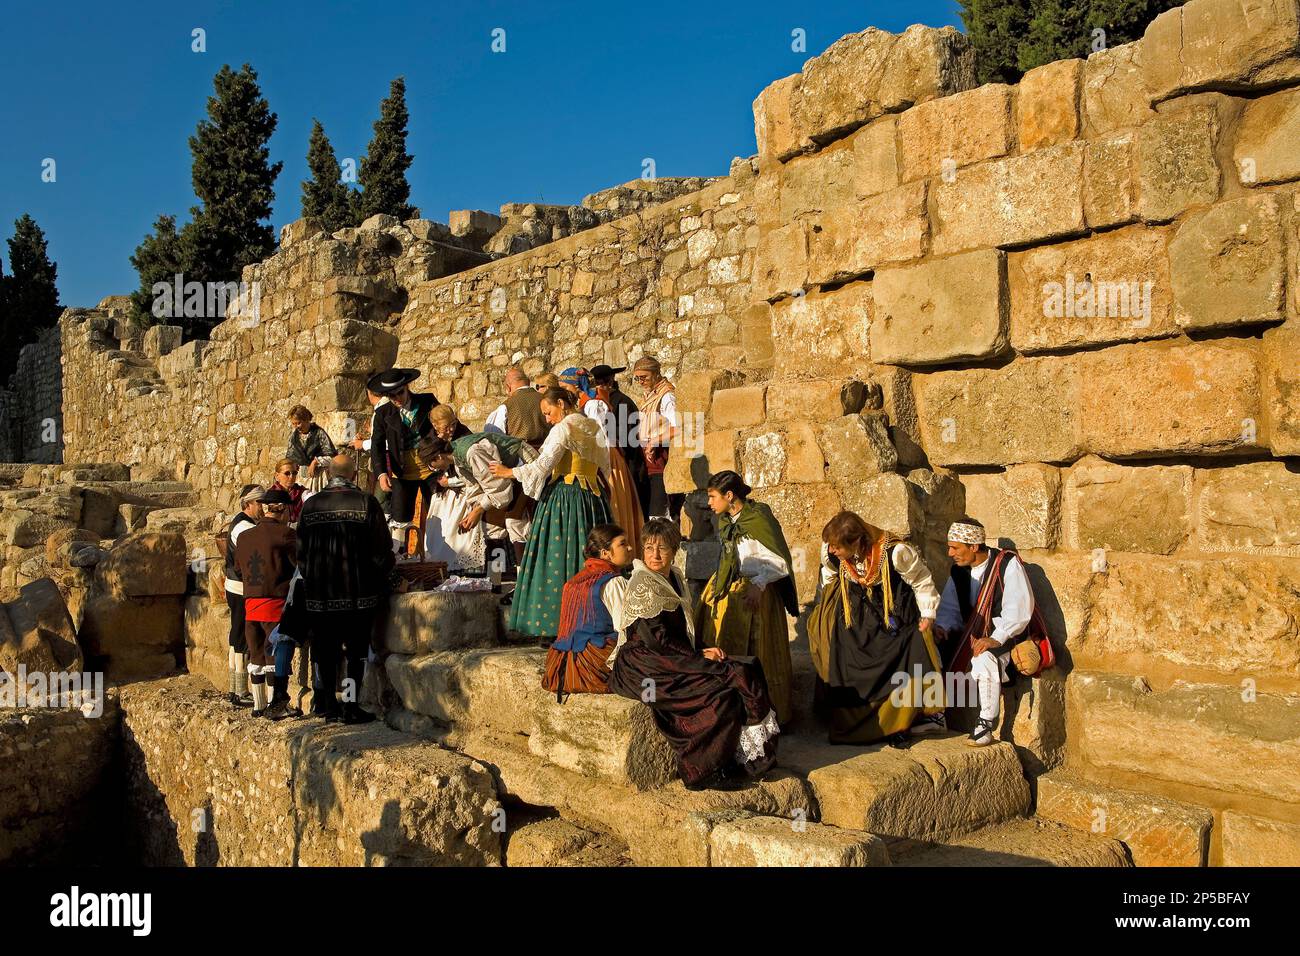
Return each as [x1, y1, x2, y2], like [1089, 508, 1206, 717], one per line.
[0, 326, 62, 464]
[735, 0, 1300, 865]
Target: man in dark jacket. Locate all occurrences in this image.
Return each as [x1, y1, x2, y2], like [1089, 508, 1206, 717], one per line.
[297, 453, 395, 723]
[368, 367, 439, 552]
[234, 488, 297, 717]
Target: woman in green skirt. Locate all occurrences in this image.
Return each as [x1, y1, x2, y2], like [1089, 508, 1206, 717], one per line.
[489, 386, 612, 642]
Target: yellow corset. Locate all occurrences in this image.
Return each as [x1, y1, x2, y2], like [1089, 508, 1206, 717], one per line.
[552, 449, 601, 495]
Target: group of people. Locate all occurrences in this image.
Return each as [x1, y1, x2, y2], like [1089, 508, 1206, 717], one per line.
[217, 356, 1045, 786]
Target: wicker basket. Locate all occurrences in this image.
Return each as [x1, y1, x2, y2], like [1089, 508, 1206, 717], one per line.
[394, 560, 449, 590]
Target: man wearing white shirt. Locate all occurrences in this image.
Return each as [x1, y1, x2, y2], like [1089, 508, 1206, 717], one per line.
[935, 518, 1034, 748]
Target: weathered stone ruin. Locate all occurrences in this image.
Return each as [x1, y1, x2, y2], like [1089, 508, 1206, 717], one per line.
[2, 0, 1299, 866]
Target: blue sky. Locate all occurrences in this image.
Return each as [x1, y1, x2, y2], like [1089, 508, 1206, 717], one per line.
[0, 0, 963, 308]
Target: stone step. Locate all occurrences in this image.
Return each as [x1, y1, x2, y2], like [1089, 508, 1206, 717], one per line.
[1035, 770, 1212, 866]
[780, 733, 1032, 841]
[439, 725, 813, 866]
[504, 816, 632, 867]
[890, 818, 1133, 867]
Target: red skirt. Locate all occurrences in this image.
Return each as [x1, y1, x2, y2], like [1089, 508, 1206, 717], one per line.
[542, 642, 614, 696]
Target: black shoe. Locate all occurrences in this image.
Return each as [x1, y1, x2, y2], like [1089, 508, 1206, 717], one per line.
[228, 692, 252, 709]
[251, 708, 266, 719]
[264, 697, 290, 721]
[320, 710, 343, 724]
[537, 636, 554, 649]
[343, 704, 376, 725]
[684, 768, 748, 792]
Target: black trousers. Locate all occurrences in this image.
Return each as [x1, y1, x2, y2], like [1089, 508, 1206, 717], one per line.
[389, 473, 437, 524]
[225, 591, 247, 652]
[308, 609, 375, 714]
[647, 474, 684, 521]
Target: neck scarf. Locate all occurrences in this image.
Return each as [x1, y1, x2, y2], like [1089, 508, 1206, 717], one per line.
[557, 557, 620, 643]
[620, 559, 689, 631]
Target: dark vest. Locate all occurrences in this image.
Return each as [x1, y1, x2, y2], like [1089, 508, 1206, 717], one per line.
[505, 387, 548, 443]
[951, 547, 1004, 625]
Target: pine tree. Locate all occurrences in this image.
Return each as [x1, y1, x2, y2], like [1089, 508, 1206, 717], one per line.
[128, 214, 188, 327]
[356, 76, 417, 222]
[185, 63, 282, 332]
[959, 0, 1183, 83]
[302, 119, 356, 233]
[3, 215, 61, 379]
[0, 252, 9, 382]
[959, 0, 1033, 84]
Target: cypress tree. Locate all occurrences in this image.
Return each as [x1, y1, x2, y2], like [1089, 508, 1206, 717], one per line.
[356, 76, 417, 222]
[185, 63, 282, 332]
[959, 0, 1033, 84]
[3, 215, 61, 379]
[302, 119, 356, 233]
[128, 214, 187, 327]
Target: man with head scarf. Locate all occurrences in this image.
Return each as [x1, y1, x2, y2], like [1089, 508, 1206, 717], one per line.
[935, 517, 1036, 748]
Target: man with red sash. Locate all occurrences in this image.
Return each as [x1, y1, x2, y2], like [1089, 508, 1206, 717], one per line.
[934, 518, 1034, 748]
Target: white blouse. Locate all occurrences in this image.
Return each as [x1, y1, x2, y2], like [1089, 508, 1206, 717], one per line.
[510, 413, 610, 500]
[818, 541, 940, 619]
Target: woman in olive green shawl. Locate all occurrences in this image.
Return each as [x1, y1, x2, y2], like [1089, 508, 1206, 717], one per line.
[694, 471, 797, 723]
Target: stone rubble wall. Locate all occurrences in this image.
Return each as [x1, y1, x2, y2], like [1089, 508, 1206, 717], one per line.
[0, 326, 62, 464]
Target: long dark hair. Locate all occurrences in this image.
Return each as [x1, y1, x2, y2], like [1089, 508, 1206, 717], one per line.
[585, 523, 625, 558]
[707, 469, 751, 502]
[822, 511, 886, 561]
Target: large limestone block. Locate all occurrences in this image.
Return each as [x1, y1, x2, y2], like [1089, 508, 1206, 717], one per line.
[1169, 194, 1286, 330]
[1196, 460, 1300, 554]
[894, 817, 1132, 867]
[691, 811, 891, 867]
[1263, 325, 1300, 455]
[386, 647, 548, 735]
[1084, 132, 1139, 228]
[871, 249, 1008, 366]
[1067, 671, 1300, 803]
[837, 472, 921, 541]
[1009, 225, 1176, 352]
[791, 736, 1030, 839]
[753, 73, 803, 160]
[382, 590, 503, 655]
[1042, 552, 1300, 681]
[1080, 341, 1265, 458]
[741, 432, 785, 489]
[78, 593, 184, 681]
[771, 25, 974, 158]
[529, 691, 678, 791]
[1082, 42, 1155, 136]
[710, 384, 766, 429]
[806, 179, 928, 283]
[1018, 59, 1082, 150]
[896, 83, 1015, 181]
[120, 675, 503, 866]
[1136, 106, 1222, 222]
[777, 118, 899, 222]
[1221, 811, 1300, 866]
[505, 818, 629, 867]
[0, 510, 75, 549]
[932, 143, 1086, 255]
[1064, 456, 1192, 554]
[93, 531, 188, 597]
[1035, 773, 1212, 866]
[913, 358, 1081, 467]
[821, 413, 898, 484]
[183, 592, 228, 692]
[1234, 86, 1300, 185]
[0, 578, 84, 677]
[1141, 0, 1300, 102]
[770, 282, 871, 380]
[752, 221, 807, 301]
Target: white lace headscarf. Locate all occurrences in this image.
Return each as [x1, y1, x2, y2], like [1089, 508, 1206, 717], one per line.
[618, 559, 694, 638]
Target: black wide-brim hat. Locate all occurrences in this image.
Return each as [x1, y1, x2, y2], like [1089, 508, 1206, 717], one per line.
[367, 367, 421, 395]
[589, 364, 626, 380]
[262, 488, 294, 506]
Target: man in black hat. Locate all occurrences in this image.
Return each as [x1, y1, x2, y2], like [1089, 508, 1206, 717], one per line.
[367, 367, 440, 552]
[590, 364, 648, 516]
[297, 453, 395, 723]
